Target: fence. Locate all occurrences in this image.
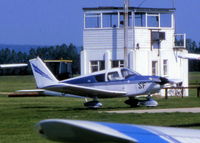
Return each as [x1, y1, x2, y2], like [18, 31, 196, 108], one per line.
[164, 86, 200, 99]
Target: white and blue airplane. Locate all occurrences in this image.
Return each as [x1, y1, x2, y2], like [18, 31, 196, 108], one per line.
[24, 57, 173, 108]
[36, 119, 200, 143]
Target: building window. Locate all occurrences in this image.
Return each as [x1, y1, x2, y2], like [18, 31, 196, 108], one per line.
[152, 41, 160, 49]
[160, 13, 171, 27]
[147, 14, 159, 27]
[112, 60, 124, 68]
[151, 31, 165, 49]
[90, 61, 105, 73]
[103, 13, 118, 28]
[163, 60, 168, 76]
[119, 12, 133, 27]
[152, 61, 158, 76]
[135, 12, 146, 27]
[85, 13, 101, 28]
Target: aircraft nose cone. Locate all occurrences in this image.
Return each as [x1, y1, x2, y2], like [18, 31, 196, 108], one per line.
[36, 122, 45, 136]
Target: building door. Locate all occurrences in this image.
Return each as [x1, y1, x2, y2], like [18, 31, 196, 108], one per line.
[152, 61, 158, 76]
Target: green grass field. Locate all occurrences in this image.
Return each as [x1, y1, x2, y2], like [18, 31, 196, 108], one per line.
[0, 74, 200, 143]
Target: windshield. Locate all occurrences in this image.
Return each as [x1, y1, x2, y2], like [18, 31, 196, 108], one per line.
[107, 71, 121, 81]
[121, 68, 140, 79]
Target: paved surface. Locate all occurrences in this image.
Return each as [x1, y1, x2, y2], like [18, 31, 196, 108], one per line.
[106, 107, 200, 114]
[0, 92, 12, 95]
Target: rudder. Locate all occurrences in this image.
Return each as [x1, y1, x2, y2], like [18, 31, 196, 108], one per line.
[29, 57, 58, 88]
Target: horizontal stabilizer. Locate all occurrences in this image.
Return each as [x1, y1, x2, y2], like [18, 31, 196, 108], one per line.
[14, 89, 84, 98]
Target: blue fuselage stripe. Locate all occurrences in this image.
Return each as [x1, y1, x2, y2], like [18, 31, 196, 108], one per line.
[97, 122, 169, 143]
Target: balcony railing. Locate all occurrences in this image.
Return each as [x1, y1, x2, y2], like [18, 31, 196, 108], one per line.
[174, 34, 186, 49]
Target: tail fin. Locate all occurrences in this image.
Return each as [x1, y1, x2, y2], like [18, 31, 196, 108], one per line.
[29, 57, 58, 88]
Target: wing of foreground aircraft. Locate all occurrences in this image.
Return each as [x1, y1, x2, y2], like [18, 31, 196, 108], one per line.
[36, 119, 200, 143]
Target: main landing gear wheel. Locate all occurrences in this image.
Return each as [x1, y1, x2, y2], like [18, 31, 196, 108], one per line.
[125, 96, 158, 107]
[84, 97, 102, 109]
[124, 97, 140, 107]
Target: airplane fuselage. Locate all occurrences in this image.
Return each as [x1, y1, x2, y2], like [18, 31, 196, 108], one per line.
[61, 68, 161, 97]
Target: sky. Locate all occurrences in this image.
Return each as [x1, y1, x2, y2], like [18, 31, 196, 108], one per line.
[0, 0, 199, 46]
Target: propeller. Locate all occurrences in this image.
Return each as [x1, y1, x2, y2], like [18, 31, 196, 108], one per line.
[152, 76, 182, 86]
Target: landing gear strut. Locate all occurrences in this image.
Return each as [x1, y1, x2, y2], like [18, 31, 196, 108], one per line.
[84, 97, 102, 109]
[125, 95, 158, 107]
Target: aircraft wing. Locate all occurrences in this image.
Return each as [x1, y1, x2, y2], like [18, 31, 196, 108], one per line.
[0, 63, 28, 68]
[178, 53, 200, 60]
[36, 119, 200, 143]
[44, 83, 127, 98]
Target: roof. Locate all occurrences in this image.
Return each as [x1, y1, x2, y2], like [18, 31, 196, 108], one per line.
[83, 7, 175, 13]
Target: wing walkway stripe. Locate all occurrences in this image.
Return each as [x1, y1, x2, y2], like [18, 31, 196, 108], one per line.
[97, 122, 169, 143]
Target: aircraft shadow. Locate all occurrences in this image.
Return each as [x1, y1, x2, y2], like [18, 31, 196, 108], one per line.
[169, 123, 200, 128]
[20, 105, 131, 112]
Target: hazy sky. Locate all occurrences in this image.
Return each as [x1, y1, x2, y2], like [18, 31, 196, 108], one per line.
[0, 0, 199, 46]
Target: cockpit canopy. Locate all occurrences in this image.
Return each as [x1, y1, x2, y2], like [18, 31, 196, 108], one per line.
[65, 68, 141, 84]
[107, 68, 140, 81]
[121, 68, 141, 79]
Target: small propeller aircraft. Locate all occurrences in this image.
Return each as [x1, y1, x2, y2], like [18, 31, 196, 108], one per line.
[20, 57, 173, 108]
[36, 119, 200, 143]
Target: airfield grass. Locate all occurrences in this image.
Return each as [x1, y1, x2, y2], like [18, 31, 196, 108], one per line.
[0, 74, 200, 143]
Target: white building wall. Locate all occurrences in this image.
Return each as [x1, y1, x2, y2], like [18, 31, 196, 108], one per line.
[84, 28, 134, 50]
[134, 28, 150, 49]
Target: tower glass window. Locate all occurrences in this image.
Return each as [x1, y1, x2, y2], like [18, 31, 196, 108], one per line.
[135, 12, 146, 27]
[119, 12, 133, 27]
[85, 13, 101, 28]
[160, 13, 171, 27]
[103, 13, 118, 28]
[147, 14, 159, 27]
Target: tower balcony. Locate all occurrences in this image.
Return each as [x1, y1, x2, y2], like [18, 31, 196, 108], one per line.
[174, 34, 186, 50]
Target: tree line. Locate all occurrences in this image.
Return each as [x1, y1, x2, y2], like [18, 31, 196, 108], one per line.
[186, 39, 200, 71]
[0, 40, 200, 76]
[0, 43, 80, 76]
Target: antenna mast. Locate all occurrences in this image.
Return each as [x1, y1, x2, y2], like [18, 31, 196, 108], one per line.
[124, 0, 129, 67]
